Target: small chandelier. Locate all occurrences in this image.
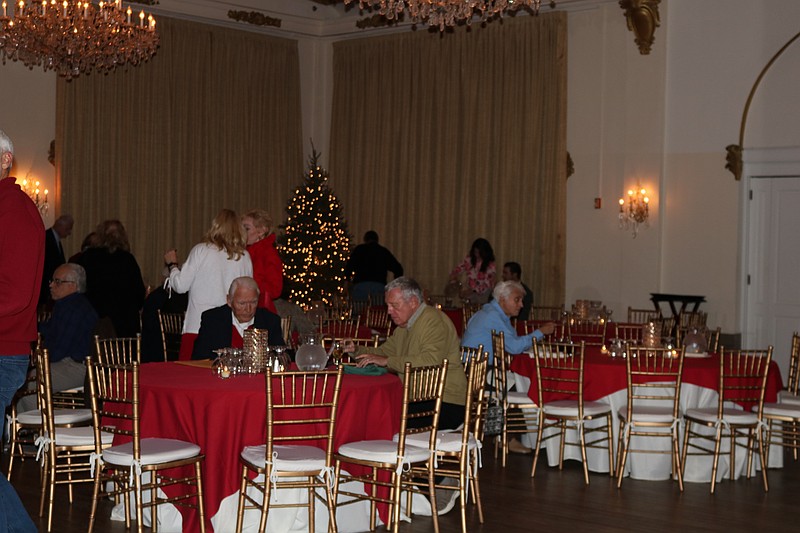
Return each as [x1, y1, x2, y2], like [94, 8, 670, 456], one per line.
[618, 185, 649, 238]
[19, 177, 48, 217]
[345, 0, 548, 31]
[0, 0, 158, 80]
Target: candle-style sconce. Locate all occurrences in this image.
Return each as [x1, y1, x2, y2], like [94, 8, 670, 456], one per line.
[618, 185, 650, 238]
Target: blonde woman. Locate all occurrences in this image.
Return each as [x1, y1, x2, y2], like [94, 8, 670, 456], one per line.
[164, 209, 253, 359]
[241, 209, 283, 314]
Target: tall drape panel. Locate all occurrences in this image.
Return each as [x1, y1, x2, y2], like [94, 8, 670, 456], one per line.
[56, 17, 303, 287]
[330, 13, 567, 307]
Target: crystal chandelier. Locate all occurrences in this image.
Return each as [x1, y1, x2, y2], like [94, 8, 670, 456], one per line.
[19, 177, 48, 217]
[618, 185, 649, 238]
[345, 0, 548, 31]
[0, 0, 158, 80]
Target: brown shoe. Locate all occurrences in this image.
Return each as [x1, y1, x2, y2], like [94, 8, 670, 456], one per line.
[507, 438, 532, 455]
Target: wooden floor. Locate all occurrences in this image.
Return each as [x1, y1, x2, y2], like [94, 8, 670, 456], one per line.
[5, 443, 800, 533]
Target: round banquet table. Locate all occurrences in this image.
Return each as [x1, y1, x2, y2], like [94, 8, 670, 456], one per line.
[509, 346, 784, 483]
[131, 361, 403, 532]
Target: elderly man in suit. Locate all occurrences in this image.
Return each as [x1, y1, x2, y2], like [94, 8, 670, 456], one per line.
[40, 213, 74, 307]
[192, 276, 285, 360]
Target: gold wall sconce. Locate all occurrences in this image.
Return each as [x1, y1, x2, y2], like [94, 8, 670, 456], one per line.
[619, 185, 649, 237]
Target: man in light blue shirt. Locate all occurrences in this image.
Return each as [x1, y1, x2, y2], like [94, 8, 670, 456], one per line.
[462, 281, 555, 364]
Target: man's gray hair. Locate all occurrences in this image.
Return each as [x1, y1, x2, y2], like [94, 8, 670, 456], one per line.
[61, 263, 87, 293]
[385, 276, 424, 305]
[493, 280, 524, 302]
[55, 214, 74, 227]
[0, 129, 14, 158]
[228, 276, 260, 299]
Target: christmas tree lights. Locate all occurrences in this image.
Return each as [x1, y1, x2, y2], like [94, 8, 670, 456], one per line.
[280, 150, 351, 309]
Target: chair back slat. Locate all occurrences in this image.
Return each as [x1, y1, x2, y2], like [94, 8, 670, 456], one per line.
[463, 353, 489, 441]
[265, 368, 343, 455]
[531, 305, 565, 322]
[615, 324, 644, 343]
[87, 358, 140, 458]
[627, 307, 660, 324]
[460, 345, 483, 366]
[532, 340, 586, 407]
[718, 346, 773, 416]
[94, 334, 141, 365]
[787, 332, 800, 394]
[567, 319, 607, 346]
[397, 361, 448, 449]
[624, 346, 685, 419]
[157, 310, 184, 362]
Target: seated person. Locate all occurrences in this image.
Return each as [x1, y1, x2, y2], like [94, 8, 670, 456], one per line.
[20, 263, 98, 412]
[462, 280, 555, 364]
[192, 276, 285, 360]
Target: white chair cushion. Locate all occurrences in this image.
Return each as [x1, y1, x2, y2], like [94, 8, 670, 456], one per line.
[617, 406, 676, 424]
[760, 402, 800, 418]
[544, 400, 610, 418]
[507, 391, 536, 405]
[241, 444, 326, 472]
[685, 407, 759, 426]
[102, 438, 201, 467]
[16, 408, 91, 426]
[402, 430, 478, 454]
[338, 440, 430, 464]
[55, 426, 114, 447]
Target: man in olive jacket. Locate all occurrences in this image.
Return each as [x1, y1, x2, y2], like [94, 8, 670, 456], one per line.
[353, 276, 467, 430]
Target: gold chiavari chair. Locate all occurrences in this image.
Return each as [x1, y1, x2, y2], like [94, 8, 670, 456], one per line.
[627, 307, 660, 324]
[319, 316, 360, 340]
[530, 305, 565, 322]
[86, 359, 206, 533]
[94, 334, 141, 365]
[531, 340, 614, 484]
[780, 332, 800, 406]
[567, 318, 608, 346]
[616, 345, 686, 490]
[280, 316, 292, 347]
[681, 346, 772, 494]
[705, 326, 721, 353]
[407, 353, 488, 533]
[157, 310, 184, 362]
[363, 305, 392, 335]
[614, 323, 644, 344]
[462, 303, 482, 335]
[35, 350, 114, 532]
[333, 361, 448, 533]
[235, 367, 344, 533]
[460, 345, 483, 366]
[491, 331, 539, 467]
[760, 333, 800, 461]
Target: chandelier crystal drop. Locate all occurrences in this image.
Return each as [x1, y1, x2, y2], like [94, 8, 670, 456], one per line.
[618, 186, 650, 238]
[345, 0, 545, 31]
[0, 0, 159, 80]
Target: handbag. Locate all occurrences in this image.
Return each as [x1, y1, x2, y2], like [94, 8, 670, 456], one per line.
[483, 398, 504, 436]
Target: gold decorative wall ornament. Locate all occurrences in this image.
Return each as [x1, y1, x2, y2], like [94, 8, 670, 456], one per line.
[618, 0, 660, 55]
[725, 30, 800, 181]
[227, 10, 281, 28]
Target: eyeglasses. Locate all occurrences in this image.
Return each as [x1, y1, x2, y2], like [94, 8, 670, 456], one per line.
[50, 278, 76, 286]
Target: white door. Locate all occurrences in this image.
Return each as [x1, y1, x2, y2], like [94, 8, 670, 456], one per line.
[745, 176, 800, 380]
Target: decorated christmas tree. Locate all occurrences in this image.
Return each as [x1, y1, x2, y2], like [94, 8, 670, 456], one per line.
[280, 150, 352, 309]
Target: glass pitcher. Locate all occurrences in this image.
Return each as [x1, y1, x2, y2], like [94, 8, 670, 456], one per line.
[295, 333, 330, 371]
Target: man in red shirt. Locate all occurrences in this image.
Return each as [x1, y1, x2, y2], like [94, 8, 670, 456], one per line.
[0, 128, 41, 532]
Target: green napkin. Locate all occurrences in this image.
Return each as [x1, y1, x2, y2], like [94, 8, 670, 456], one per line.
[343, 364, 388, 376]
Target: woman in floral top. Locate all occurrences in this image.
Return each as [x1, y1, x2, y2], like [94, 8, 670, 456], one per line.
[449, 238, 497, 304]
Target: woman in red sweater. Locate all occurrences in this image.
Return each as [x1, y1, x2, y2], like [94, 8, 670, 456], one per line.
[241, 209, 283, 313]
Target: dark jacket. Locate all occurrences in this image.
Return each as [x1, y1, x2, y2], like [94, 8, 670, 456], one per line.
[192, 304, 285, 360]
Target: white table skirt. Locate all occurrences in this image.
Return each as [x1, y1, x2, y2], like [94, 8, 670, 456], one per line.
[513, 374, 784, 483]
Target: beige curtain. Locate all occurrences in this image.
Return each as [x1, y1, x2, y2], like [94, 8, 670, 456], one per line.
[56, 17, 303, 287]
[330, 13, 567, 306]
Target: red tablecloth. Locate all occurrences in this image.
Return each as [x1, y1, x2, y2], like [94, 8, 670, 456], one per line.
[134, 362, 403, 531]
[509, 345, 783, 407]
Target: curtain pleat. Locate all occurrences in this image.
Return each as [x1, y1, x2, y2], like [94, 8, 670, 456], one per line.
[330, 13, 567, 306]
[56, 17, 303, 287]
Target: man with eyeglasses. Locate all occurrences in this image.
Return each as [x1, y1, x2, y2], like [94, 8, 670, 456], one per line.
[0, 127, 40, 532]
[19, 263, 98, 412]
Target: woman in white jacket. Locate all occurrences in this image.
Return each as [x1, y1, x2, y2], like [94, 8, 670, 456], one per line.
[164, 208, 253, 359]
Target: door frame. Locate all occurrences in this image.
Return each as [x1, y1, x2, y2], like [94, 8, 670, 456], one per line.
[740, 146, 800, 351]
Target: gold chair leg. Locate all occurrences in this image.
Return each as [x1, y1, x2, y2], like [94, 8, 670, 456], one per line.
[195, 461, 206, 533]
[710, 424, 724, 494]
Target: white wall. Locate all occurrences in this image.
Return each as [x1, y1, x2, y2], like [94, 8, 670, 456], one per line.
[0, 61, 57, 228]
[566, 0, 800, 333]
